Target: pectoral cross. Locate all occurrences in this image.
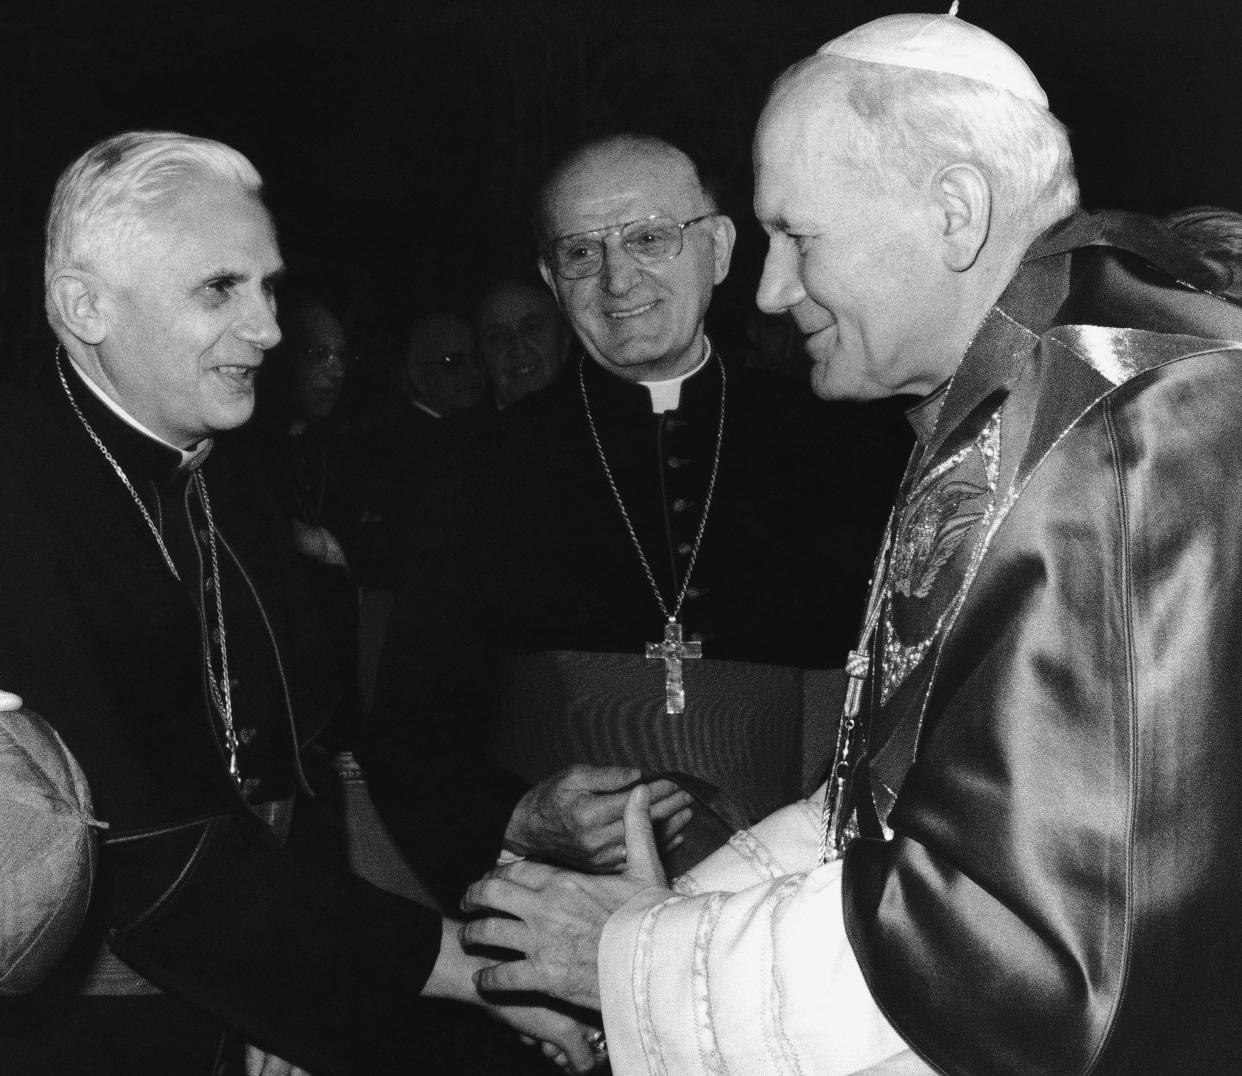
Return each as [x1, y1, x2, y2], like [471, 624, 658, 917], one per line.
[646, 618, 701, 715]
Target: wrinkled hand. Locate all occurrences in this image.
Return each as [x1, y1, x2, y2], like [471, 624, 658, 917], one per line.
[483, 996, 603, 1073]
[244, 1045, 312, 1076]
[427, 917, 602, 1072]
[0, 690, 23, 711]
[464, 784, 670, 1010]
[504, 763, 694, 871]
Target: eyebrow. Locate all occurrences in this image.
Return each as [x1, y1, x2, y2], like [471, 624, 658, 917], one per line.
[198, 265, 288, 288]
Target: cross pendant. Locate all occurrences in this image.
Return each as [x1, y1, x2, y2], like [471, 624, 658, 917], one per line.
[645, 618, 702, 715]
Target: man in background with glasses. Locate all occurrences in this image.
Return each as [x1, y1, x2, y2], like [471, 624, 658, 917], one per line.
[365, 133, 909, 923]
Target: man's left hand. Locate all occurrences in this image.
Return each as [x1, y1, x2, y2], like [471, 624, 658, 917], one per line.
[461, 784, 670, 1010]
[0, 690, 23, 711]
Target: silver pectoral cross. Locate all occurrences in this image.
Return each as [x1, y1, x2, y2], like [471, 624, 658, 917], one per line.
[646, 618, 702, 715]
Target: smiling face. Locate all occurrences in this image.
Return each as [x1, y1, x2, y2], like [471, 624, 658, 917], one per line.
[753, 83, 959, 401]
[538, 139, 735, 383]
[476, 281, 569, 408]
[93, 178, 283, 446]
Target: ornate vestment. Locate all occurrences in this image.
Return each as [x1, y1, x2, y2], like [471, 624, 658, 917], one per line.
[598, 211, 1242, 1074]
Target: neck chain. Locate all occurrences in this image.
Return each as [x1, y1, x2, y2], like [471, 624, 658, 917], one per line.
[579, 348, 725, 714]
[56, 350, 241, 782]
[818, 360, 965, 861]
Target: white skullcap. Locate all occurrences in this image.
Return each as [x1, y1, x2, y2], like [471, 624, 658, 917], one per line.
[818, 7, 1048, 108]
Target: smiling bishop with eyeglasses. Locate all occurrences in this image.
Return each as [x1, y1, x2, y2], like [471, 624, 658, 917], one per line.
[364, 132, 911, 917]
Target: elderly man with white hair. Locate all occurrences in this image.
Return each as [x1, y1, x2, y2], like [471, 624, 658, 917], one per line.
[0, 130, 600, 1075]
[462, 12, 1242, 1075]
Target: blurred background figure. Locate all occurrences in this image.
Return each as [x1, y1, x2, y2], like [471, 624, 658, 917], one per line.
[1163, 205, 1242, 302]
[252, 292, 368, 750]
[404, 311, 487, 417]
[474, 278, 572, 408]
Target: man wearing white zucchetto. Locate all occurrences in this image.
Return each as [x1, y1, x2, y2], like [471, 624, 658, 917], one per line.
[461, 9, 1242, 1074]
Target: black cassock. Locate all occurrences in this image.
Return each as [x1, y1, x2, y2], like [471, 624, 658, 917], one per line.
[365, 350, 911, 907]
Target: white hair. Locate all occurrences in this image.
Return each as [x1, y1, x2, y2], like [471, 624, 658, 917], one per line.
[776, 57, 1079, 245]
[43, 130, 263, 297]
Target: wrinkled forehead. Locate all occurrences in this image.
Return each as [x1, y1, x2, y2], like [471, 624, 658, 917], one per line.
[754, 68, 855, 208]
[543, 145, 709, 239]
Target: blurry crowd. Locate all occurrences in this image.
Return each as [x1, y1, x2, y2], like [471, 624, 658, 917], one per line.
[243, 277, 573, 739]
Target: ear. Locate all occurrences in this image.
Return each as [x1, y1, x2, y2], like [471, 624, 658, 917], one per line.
[48, 269, 109, 346]
[708, 214, 737, 284]
[537, 257, 559, 298]
[934, 164, 991, 272]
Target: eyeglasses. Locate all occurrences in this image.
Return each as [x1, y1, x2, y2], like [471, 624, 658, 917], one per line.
[296, 345, 358, 370]
[545, 213, 717, 280]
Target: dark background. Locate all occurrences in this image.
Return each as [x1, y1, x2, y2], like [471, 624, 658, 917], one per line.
[4, 0, 1240, 378]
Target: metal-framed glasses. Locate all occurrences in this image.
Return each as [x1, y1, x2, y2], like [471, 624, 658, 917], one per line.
[546, 213, 717, 280]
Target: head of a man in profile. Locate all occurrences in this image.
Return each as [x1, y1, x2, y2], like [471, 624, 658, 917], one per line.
[753, 14, 1079, 402]
[44, 130, 285, 449]
[536, 133, 736, 384]
[474, 278, 570, 409]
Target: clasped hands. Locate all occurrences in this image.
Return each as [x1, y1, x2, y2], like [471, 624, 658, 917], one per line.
[462, 781, 672, 1012]
[503, 762, 695, 872]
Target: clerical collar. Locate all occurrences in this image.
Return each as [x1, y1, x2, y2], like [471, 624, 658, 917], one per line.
[67, 359, 211, 469]
[638, 339, 712, 413]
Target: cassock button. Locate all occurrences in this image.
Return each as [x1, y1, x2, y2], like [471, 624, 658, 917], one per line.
[677, 541, 693, 555]
[197, 528, 211, 544]
[203, 576, 214, 594]
[237, 727, 256, 745]
[685, 585, 707, 600]
[672, 498, 697, 513]
[666, 456, 690, 469]
[241, 776, 262, 797]
[690, 631, 707, 643]
[665, 416, 686, 431]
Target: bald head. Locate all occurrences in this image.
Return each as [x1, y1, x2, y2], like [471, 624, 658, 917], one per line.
[536, 134, 716, 248]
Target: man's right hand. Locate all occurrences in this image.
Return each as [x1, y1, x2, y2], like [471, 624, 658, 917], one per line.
[0, 691, 22, 711]
[503, 764, 694, 872]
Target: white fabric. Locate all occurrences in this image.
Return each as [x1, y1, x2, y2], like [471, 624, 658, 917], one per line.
[819, 13, 1048, 107]
[68, 358, 209, 465]
[599, 785, 927, 1075]
[638, 338, 712, 413]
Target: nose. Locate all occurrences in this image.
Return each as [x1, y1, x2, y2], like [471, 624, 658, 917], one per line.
[755, 240, 806, 316]
[599, 236, 642, 297]
[238, 288, 282, 350]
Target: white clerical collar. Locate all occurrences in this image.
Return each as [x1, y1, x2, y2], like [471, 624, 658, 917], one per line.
[67, 358, 209, 467]
[638, 339, 712, 413]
